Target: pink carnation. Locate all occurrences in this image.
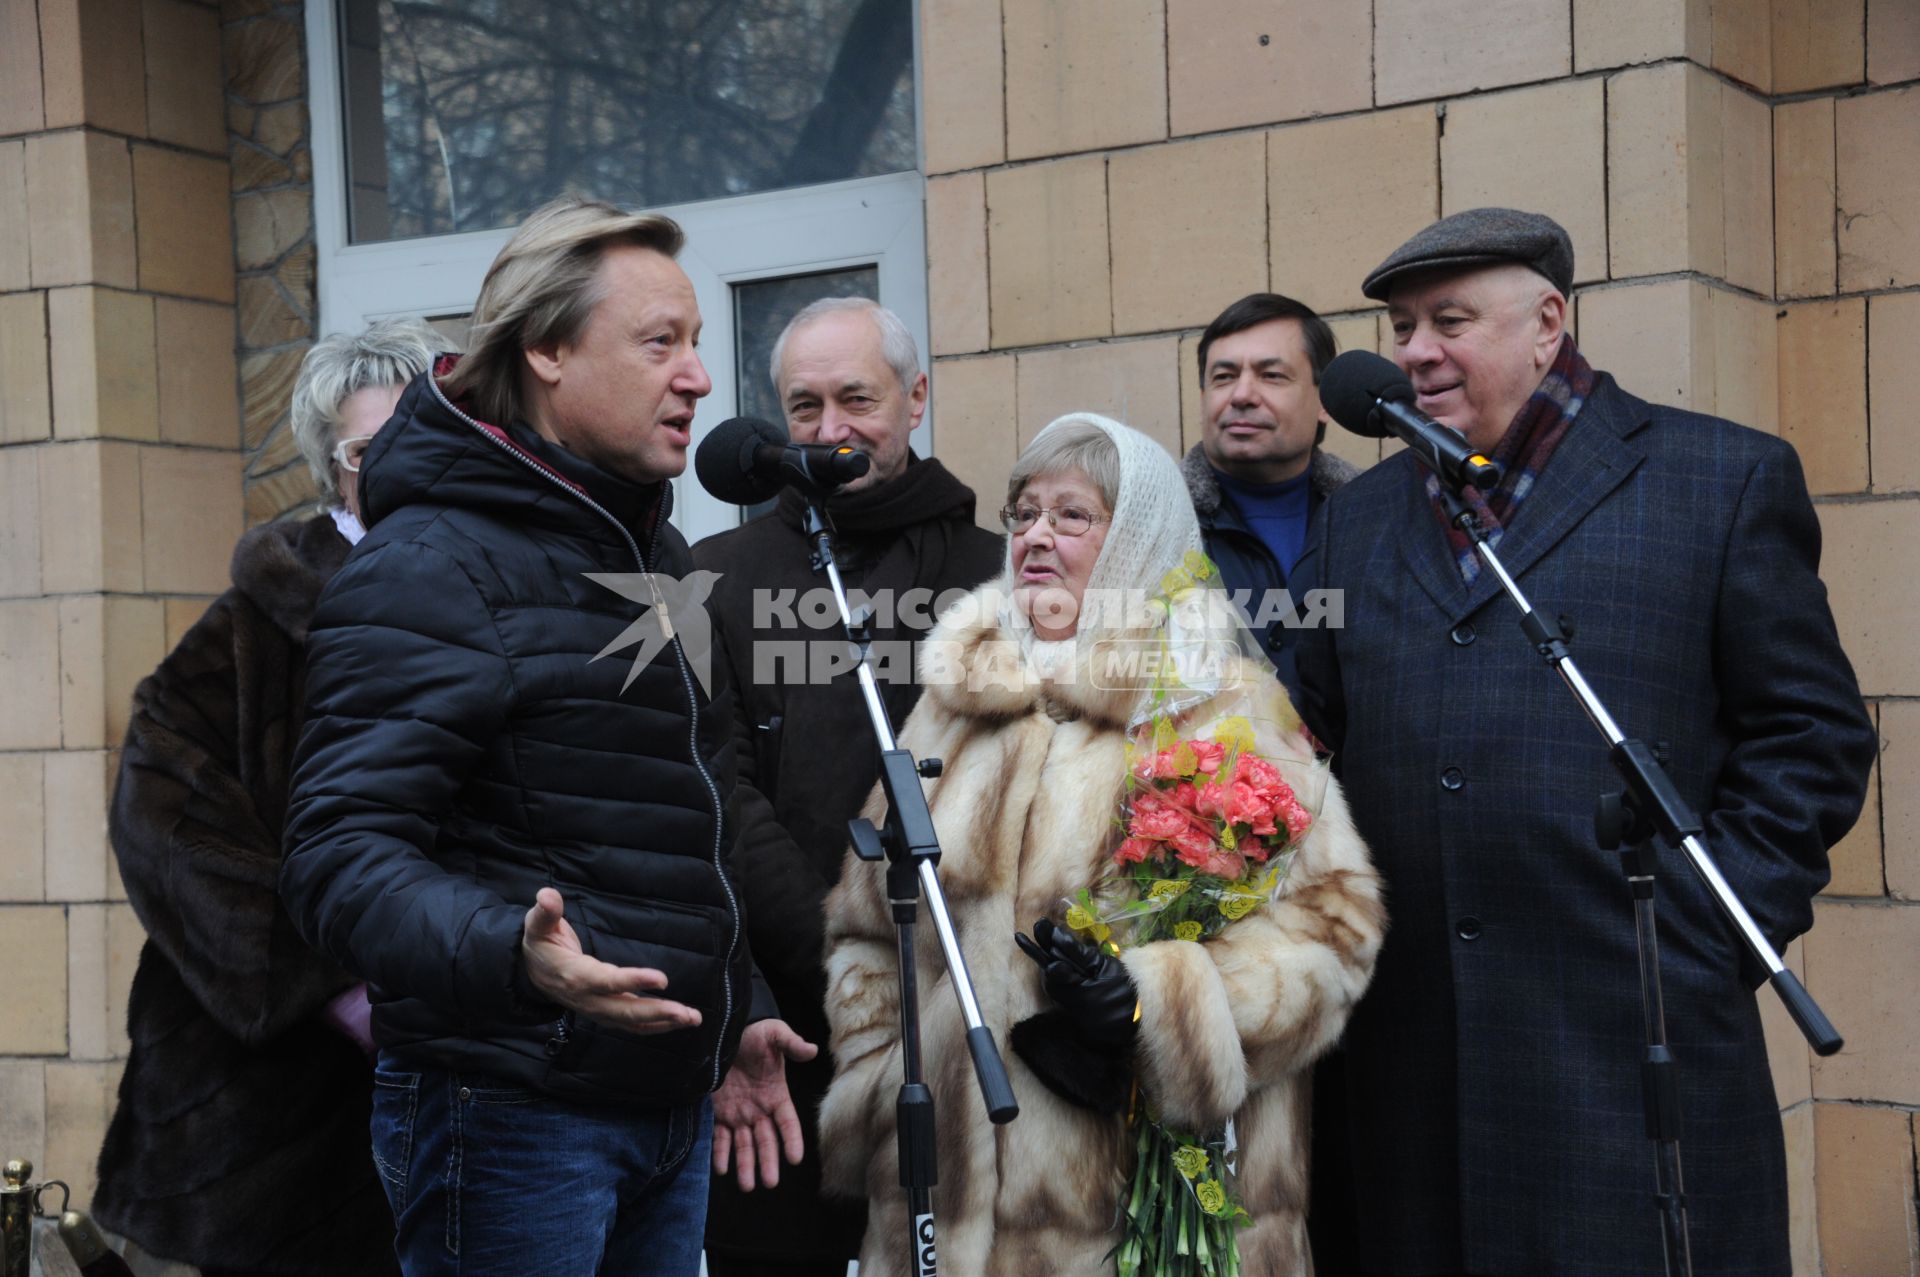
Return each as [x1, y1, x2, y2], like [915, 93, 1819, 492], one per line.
[1188, 739, 1226, 775]
[1129, 790, 1190, 841]
[1114, 835, 1158, 866]
[1133, 748, 1185, 782]
[1277, 790, 1313, 843]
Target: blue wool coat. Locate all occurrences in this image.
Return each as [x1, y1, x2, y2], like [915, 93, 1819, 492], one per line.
[1293, 372, 1874, 1276]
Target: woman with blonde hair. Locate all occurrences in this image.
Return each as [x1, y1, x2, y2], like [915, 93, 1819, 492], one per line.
[817, 413, 1385, 1275]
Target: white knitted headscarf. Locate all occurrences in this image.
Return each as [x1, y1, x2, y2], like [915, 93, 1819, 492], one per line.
[1000, 414, 1224, 699]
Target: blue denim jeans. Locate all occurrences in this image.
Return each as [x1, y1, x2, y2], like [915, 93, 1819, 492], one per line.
[371, 1056, 712, 1277]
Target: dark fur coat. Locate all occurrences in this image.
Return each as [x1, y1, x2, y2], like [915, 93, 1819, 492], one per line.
[93, 515, 399, 1276]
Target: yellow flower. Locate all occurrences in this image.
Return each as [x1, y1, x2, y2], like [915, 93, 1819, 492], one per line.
[1195, 1180, 1228, 1215]
[1171, 741, 1198, 776]
[1219, 893, 1261, 921]
[1147, 879, 1190, 902]
[1090, 922, 1112, 944]
[1171, 1145, 1209, 1178]
[1183, 549, 1216, 581]
[1173, 921, 1204, 942]
[1065, 904, 1095, 932]
[1212, 717, 1256, 754]
[1160, 566, 1195, 597]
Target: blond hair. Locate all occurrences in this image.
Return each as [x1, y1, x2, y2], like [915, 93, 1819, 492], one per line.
[443, 195, 685, 427]
[292, 317, 451, 506]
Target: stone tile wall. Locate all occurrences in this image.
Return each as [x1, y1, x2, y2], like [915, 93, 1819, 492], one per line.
[921, 0, 1920, 1267]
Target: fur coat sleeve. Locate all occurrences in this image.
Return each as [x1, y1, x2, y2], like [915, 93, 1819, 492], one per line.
[112, 591, 354, 1046]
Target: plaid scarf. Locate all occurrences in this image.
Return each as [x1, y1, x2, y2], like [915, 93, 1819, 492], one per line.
[1426, 335, 1595, 583]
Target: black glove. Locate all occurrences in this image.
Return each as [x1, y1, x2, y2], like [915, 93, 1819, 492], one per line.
[1010, 1009, 1134, 1114]
[1014, 917, 1139, 1045]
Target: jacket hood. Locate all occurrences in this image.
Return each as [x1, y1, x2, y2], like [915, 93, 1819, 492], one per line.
[229, 514, 351, 642]
[1181, 444, 1360, 520]
[357, 357, 668, 543]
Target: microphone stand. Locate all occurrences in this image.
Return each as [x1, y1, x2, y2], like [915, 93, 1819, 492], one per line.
[1429, 478, 1843, 1277]
[795, 492, 1019, 1277]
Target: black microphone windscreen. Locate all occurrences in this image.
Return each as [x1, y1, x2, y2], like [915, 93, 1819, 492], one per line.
[1320, 350, 1416, 438]
[695, 416, 787, 505]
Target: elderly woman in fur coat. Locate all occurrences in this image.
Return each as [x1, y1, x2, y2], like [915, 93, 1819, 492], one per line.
[91, 321, 444, 1277]
[818, 414, 1385, 1276]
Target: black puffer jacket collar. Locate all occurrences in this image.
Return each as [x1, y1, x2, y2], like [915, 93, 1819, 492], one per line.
[360, 358, 667, 554]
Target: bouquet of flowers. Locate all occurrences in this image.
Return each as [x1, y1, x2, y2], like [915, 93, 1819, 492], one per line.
[1060, 567, 1327, 1276]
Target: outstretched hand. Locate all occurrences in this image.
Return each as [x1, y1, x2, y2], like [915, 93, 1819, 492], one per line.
[520, 887, 702, 1034]
[712, 1018, 819, 1191]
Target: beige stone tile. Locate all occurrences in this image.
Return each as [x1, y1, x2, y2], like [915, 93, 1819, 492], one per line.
[920, 0, 1004, 173]
[1774, 98, 1837, 300]
[1882, 700, 1920, 901]
[38, 439, 145, 594]
[929, 354, 1018, 533]
[1870, 0, 1920, 84]
[1763, 938, 1812, 1108]
[236, 275, 307, 348]
[1781, 1103, 1820, 1277]
[1003, 0, 1166, 161]
[25, 130, 136, 290]
[1869, 292, 1920, 493]
[0, 905, 69, 1052]
[0, 1060, 47, 1172]
[1720, 82, 1774, 298]
[0, 139, 28, 293]
[56, 594, 164, 751]
[1826, 702, 1884, 897]
[155, 298, 238, 447]
[232, 186, 310, 272]
[39, 0, 148, 135]
[1269, 108, 1437, 316]
[231, 140, 294, 192]
[131, 145, 234, 302]
[68, 901, 112, 1059]
[163, 595, 210, 649]
[1708, 0, 1773, 91]
[108, 901, 142, 1055]
[140, 446, 243, 595]
[143, 0, 225, 153]
[0, 291, 51, 443]
[1167, 0, 1370, 136]
[1778, 299, 1868, 496]
[0, 753, 46, 902]
[1015, 338, 1182, 456]
[926, 173, 989, 357]
[1607, 64, 1717, 283]
[1441, 80, 1607, 287]
[43, 1060, 121, 1212]
[1813, 1101, 1918, 1271]
[986, 156, 1112, 349]
[1177, 330, 1203, 456]
[1710, 286, 1777, 434]
[245, 462, 319, 526]
[1572, 0, 1696, 70]
[1818, 498, 1920, 697]
[1837, 86, 1920, 292]
[0, 600, 64, 751]
[240, 345, 304, 450]
[49, 287, 160, 442]
[1375, 0, 1570, 105]
[0, 1, 47, 135]
[1806, 901, 1920, 1102]
[0, 443, 42, 598]
[1576, 279, 1706, 413]
[1110, 135, 1268, 336]
[1773, 0, 1866, 91]
[43, 750, 113, 903]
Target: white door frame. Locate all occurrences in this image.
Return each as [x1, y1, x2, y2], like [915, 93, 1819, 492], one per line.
[304, 0, 931, 544]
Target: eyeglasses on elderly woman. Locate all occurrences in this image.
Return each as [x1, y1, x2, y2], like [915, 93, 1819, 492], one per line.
[331, 435, 375, 474]
[998, 503, 1112, 537]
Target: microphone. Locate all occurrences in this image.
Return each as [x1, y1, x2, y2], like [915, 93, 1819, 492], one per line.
[1320, 350, 1501, 492]
[694, 416, 871, 506]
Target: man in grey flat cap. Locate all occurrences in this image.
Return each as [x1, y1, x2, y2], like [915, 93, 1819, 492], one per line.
[1294, 207, 1874, 1277]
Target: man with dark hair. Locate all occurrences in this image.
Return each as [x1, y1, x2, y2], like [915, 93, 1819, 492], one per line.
[694, 298, 1004, 1276]
[281, 197, 806, 1277]
[1182, 293, 1357, 683]
[1295, 208, 1875, 1275]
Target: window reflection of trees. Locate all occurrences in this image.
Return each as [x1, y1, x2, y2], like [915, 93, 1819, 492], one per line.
[346, 0, 915, 243]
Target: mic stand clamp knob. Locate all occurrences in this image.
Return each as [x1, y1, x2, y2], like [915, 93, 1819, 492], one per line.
[916, 758, 943, 779]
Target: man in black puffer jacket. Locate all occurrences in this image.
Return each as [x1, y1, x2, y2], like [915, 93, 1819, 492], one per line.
[281, 197, 806, 1277]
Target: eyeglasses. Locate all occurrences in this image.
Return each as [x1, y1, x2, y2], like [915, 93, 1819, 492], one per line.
[332, 436, 375, 473]
[998, 503, 1111, 537]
